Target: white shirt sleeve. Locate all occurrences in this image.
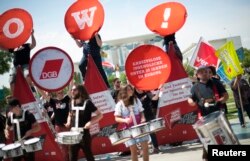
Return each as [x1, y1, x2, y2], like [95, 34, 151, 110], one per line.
[114, 101, 122, 116]
[136, 98, 144, 112]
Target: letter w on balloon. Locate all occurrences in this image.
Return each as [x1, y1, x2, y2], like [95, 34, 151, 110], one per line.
[71, 6, 97, 29]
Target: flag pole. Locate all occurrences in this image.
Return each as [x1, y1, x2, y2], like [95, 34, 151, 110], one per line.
[237, 83, 246, 125]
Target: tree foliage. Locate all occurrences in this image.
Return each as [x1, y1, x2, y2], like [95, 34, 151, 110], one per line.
[242, 48, 250, 68]
[0, 86, 11, 112]
[0, 50, 12, 74]
[183, 62, 195, 77]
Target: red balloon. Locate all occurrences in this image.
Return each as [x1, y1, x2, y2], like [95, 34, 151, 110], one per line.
[64, 0, 105, 40]
[0, 8, 33, 49]
[145, 2, 187, 36]
[125, 45, 171, 90]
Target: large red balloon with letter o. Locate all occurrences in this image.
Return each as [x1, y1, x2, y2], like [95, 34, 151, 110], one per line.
[0, 8, 33, 49]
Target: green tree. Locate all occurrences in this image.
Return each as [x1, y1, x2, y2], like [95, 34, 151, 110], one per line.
[0, 86, 11, 112]
[107, 74, 116, 88]
[0, 50, 12, 74]
[119, 72, 127, 85]
[183, 63, 195, 77]
[242, 48, 250, 68]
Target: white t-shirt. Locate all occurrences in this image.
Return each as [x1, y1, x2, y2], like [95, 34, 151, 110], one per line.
[114, 98, 144, 118]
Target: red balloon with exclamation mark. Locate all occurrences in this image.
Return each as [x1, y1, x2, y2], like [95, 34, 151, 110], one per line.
[145, 2, 187, 36]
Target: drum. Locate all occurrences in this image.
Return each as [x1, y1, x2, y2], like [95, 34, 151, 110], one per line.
[192, 111, 239, 151]
[0, 144, 5, 157]
[130, 122, 150, 138]
[56, 131, 83, 145]
[2, 143, 23, 158]
[149, 118, 165, 132]
[24, 137, 42, 152]
[109, 129, 131, 145]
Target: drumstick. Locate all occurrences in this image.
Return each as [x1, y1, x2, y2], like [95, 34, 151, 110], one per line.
[204, 102, 215, 108]
[128, 106, 137, 126]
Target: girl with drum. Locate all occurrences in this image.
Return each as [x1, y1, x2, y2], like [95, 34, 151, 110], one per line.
[114, 85, 149, 161]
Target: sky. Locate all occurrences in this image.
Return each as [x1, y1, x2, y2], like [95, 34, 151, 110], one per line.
[0, 0, 250, 88]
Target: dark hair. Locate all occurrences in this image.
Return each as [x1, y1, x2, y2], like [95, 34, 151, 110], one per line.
[208, 66, 216, 76]
[75, 84, 90, 102]
[117, 84, 137, 107]
[113, 78, 119, 84]
[8, 98, 21, 108]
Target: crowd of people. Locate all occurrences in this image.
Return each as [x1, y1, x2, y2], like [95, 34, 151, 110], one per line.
[1, 28, 250, 161]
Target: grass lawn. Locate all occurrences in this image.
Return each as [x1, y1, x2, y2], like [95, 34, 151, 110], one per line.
[226, 102, 238, 120]
[225, 86, 238, 120]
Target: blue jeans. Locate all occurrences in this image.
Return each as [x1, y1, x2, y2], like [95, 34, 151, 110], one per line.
[237, 104, 250, 125]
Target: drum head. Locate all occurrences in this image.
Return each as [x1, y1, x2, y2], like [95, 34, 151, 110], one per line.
[24, 137, 40, 145]
[131, 122, 149, 129]
[57, 131, 80, 137]
[151, 118, 163, 122]
[2, 143, 21, 151]
[194, 111, 221, 127]
[0, 144, 5, 148]
[112, 138, 131, 145]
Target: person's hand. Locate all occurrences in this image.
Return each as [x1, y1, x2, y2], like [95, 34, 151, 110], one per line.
[124, 117, 132, 125]
[5, 129, 10, 139]
[64, 122, 71, 129]
[214, 101, 221, 107]
[204, 98, 214, 103]
[24, 130, 32, 139]
[70, 34, 75, 39]
[236, 75, 242, 80]
[140, 118, 146, 123]
[84, 121, 91, 129]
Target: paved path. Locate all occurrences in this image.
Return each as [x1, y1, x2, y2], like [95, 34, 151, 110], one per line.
[80, 118, 250, 161]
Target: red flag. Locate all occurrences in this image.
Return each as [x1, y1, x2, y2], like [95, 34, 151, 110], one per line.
[13, 66, 64, 161]
[156, 43, 199, 145]
[84, 55, 127, 155]
[190, 37, 218, 69]
[85, 55, 107, 92]
[13, 67, 36, 104]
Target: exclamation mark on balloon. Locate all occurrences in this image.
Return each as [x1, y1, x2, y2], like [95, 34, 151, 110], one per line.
[161, 8, 171, 28]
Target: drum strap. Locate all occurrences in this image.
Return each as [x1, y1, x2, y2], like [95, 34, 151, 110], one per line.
[128, 106, 137, 126]
[72, 99, 88, 129]
[212, 84, 220, 102]
[11, 110, 26, 141]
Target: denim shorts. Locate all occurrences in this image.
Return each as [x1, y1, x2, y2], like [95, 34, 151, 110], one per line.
[124, 135, 149, 147]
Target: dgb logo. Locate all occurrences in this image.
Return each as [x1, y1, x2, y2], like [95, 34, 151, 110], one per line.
[40, 59, 64, 80]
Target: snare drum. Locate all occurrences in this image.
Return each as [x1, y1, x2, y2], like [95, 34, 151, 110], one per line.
[2, 143, 23, 158]
[130, 122, 150, 138]
[56, 131, 83, 145]
[24, 137, 42, 152]
[109, 129, 131, 145]
[193, 111, 239, 152]
[0, 144, 5, 157]
[149, 118, 165, 132]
